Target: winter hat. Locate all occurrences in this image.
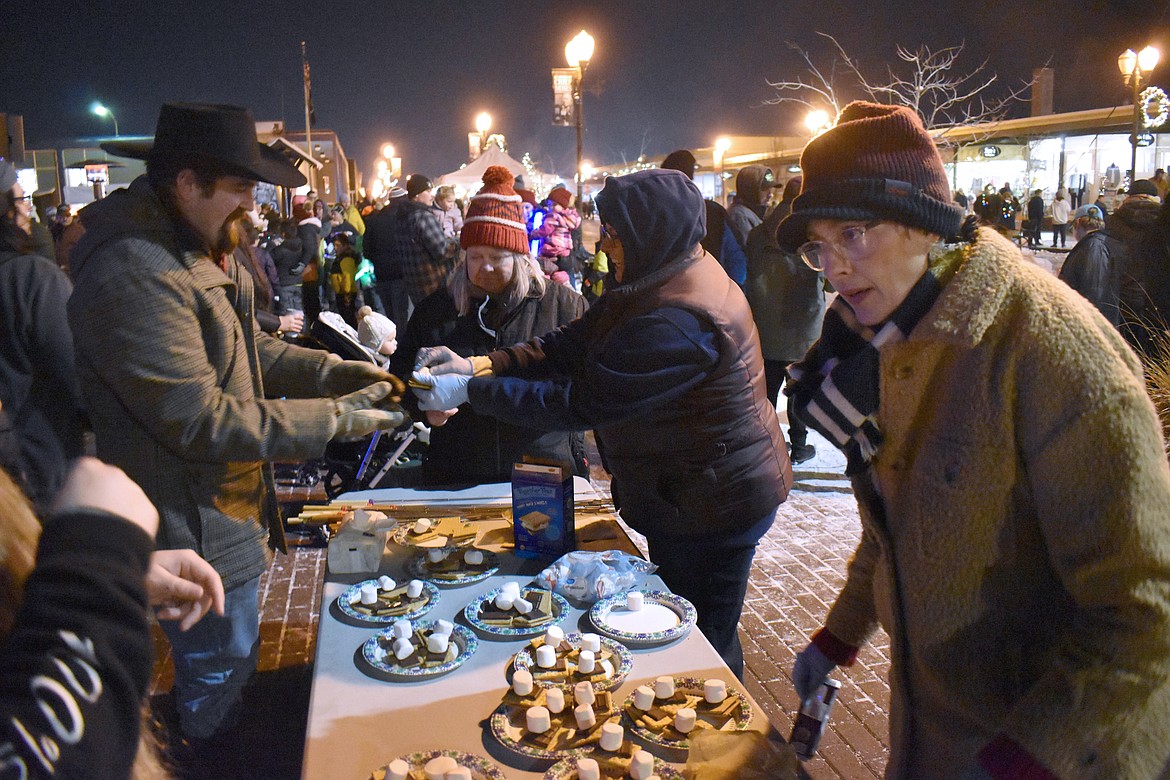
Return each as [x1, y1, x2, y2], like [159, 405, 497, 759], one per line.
[777, 101, 964, 251]
[547, 186, 572, 209]
[0, 161, 16, 193]
[660, 150, 697, 180]
[460, 165, 529, 253]
[1128, 179, 1159, 198]
[515, 187, 538, 207]
[1072, 204, 1104, 221]
[357, 306, 397, 355]
[406, 174, 433, 199]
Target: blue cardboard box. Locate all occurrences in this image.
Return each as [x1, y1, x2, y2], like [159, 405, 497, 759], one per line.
[511, 463, 574, 558]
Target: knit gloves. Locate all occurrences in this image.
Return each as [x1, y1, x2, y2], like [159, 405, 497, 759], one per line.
[792, 642, 836, 702]
[319, 354, 405, 400]
[332, 382, 405, 441]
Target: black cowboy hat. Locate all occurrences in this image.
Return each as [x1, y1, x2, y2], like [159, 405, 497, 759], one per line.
[101, 103, 306, 187]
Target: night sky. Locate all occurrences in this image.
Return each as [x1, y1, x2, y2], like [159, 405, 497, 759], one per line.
[4, 1, 1169, 186]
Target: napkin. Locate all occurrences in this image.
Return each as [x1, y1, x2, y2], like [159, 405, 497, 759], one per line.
[684, 730, 798, 780]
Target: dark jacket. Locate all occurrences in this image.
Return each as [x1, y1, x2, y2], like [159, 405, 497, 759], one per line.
[270, 235, 305, 287]
[1058, 230, 1123, 326]
[1108, 196, 1163, 354]
[363, 201, 402, 281]
[392, 282, 587, 485]
[389, 200, 456, 303]
[0, 250, 85, 508]
[0, 510, 154, 779]
[467, 169, 791, 538]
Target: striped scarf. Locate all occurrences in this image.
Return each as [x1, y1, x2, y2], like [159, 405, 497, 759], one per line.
[786, 249, 960, 474]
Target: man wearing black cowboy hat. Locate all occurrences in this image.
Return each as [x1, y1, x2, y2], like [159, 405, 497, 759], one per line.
[67, 103, 407, 748]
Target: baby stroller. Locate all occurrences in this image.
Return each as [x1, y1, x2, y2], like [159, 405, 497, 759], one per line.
[305, 312, 426, 498]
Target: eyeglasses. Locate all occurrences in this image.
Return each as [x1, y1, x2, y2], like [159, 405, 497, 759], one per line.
[13, 194, 32, 203]
[798, 221, 881, 272]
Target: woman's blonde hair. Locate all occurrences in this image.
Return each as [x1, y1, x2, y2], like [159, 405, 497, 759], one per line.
[447, 249, 547, 315]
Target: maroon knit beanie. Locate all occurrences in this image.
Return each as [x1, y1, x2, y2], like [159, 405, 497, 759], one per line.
[460, 166, 529, 253]
[547, 186, 572, 209]
[776, 101, 963, 251]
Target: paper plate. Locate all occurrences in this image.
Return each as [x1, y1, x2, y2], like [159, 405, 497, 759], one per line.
[488, 702, 608, 761]
[588, 590, 696, 646]
[337, 579, 440, 624]
[369, 749, 504, 780]
[620, 676, 751, 750]
[407, 548, 499, 587]
[464, 585, 569, 639]
[542, 755, 684, 779]
[511, 633, 633, 692]
[360, 620, 478, 680]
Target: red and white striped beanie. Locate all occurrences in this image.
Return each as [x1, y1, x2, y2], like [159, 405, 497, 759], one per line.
[460, 166, 529, 253]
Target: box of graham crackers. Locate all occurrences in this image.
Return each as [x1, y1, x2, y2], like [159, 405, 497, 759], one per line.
[511, 461, 574, 558]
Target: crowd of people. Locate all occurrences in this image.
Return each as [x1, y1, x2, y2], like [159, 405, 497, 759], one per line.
[2, 95, 1170, 780]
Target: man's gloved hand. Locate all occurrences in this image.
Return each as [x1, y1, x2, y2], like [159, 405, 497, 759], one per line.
[414, 346, 475, 377]
[319, 354, 405, 400]
[792, 642, 836, 702]
[332, 381, 405, 441]
[412, 369, 470, 411]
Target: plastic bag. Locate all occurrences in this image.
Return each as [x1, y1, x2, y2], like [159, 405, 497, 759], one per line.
[535, 550, 657, 604]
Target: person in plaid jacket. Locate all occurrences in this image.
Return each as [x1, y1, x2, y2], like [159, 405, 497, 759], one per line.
[390, 174, 458, 306]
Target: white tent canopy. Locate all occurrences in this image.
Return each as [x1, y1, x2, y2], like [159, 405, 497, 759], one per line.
[434, 146, 527, 190]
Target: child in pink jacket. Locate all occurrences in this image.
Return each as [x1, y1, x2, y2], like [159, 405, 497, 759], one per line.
[531, 186, 580, 285]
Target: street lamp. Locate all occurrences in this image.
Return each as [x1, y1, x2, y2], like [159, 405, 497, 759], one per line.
[381, 143, 396, 160]
[475, 112, 492, 152]
[804, 109, 832, 136]
[565, 29, 595, 209]
[714, 137, 731, 205]
[91, 102, 119, 137]
[1118, 45, 1161, 184]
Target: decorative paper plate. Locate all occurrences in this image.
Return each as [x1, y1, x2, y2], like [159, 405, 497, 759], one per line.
[391, 516, 478, 549]
[369, 749, 504, 780]
[588, 590, 696, 646]
[361, 620, 478, 680]
[464, 586, 570, 638]
[338, 579, 440, 624]
[542, 756, 684, 779]
[512, 633, 633, 692]
[620, 676, 752, 750]
[488, 702, 603, 761]
[407, 547, 500, 587]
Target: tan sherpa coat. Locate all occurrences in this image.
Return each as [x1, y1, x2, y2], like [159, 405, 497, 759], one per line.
[824, 227, 1170, 778]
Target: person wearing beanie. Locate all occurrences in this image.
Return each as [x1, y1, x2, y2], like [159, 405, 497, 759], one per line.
[779, 101, 1170, 778]
[530, 184, 581, 285]
[385, 172, 457, 306]
[388, 165, 586, 485]
[413, 168, 792, 678]
[660, 148, 730, 266]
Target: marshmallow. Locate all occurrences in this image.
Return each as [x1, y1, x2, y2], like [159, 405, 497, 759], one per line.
[392, 638, 414, 660]
[406, 579, 424, 598]
[378, 575, 396, 591]
[360, 583, 378, 605]
[426, 548, 448, 563]
[426, 632, 450, 654]
[654, 676, 676, 699]
[384, 758, 410, 780]
[704, 678, 728, 704]
[464, 549, 484, 565]
[545, 687, 566, 714]
[391, 619, 412, 639]
[629, 750, 656, 780]
[674, 707, 697, 733]
[433, 619, 454, 637]
[544, 626, 565, 646]
[526, 705, 552, 734]
[573, 703, 596, 729]
[445, 768, 471, 780]
[577, 649, 596, 675]
[574, 681, 595, 707]
[626, 590, 645, 611]
[580, 633, 602, 653]
[575, 757, 601, 780]
[423, 755, 456, 780]
[413, 518, 432, 534]
[512, 597, 533, 614]
[633, 685, 656, 711]
[599, 722, 624, 751]
[535, 644, 557, 668]
[494, 592, 515, 611]
[501, 581, 521, 597]
[512, 669, 534, 696]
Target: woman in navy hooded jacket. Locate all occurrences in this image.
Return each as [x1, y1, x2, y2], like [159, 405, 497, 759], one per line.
[414, 169, 792, 676]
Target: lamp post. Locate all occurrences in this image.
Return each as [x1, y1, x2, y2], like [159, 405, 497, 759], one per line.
[804, 109, 832, 136]
[475, 112, 492, 153]
[714, 137, 731, 206]
[1118, 45, 1161, 184]
[565, 29, 595, 209]
[91, 102, 119, 137]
